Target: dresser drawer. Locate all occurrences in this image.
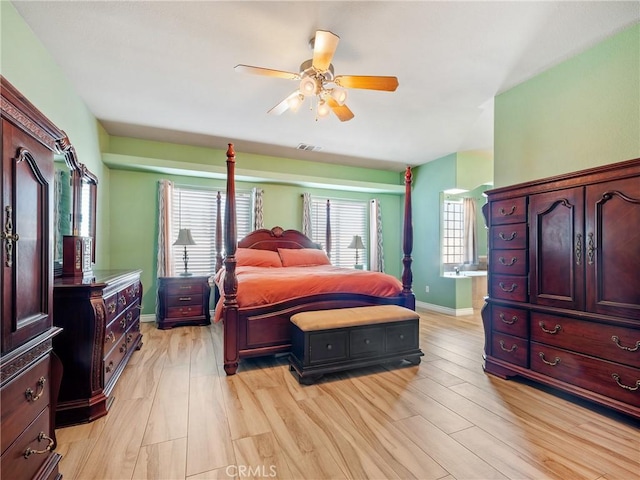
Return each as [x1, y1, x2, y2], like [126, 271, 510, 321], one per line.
[386, 322, 419, 353]
[490, 197, 527, 225]
[308, 331, 348, 364]
[531, 342, 640, 407]
[531, 312, 640, 368]
[491, 223, 527, 250]
[491, 305, 529, 338]
[350, 326, 384, 358]
[123, 281, 142, 304]
[0, 356, 50, 455]
[104, 337, 128, 386]
[104, 293, 119, 324]
[491, 274, 528, 302]
[0, 408, 52, 480]
[492, 332, 528, 367]
[491, 249, 527, 275]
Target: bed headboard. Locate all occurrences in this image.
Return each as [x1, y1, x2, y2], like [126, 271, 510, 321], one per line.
[237, 226, 321, 251]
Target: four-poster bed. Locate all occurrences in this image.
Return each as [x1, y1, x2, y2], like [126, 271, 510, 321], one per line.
[217, 144, 415, 375]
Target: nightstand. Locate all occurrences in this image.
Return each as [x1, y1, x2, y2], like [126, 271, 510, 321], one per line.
[156, 276, 211, 329]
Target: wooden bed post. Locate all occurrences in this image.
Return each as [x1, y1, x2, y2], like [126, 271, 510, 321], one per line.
[325, 199, 331, 258]
[215, 191, 222, 273]
[402, 166, 415, 309]
[223, 144, 239, 375]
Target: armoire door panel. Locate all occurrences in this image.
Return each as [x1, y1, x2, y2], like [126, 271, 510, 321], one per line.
[586, 177, 640, 319]
[2, 121, 53, 353]
[529, 187, 584, 310]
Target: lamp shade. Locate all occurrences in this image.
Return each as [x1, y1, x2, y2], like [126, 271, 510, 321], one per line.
[173, 228, 196, 246]
[348, 235, 364, 250]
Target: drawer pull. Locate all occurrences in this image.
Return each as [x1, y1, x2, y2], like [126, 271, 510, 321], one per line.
[24, 376, 46, 402]
[611, 373, 640, 392]
[499, 282, 518, 293]
[611, 336, 640, 352]
[326, 344, 333, 350]
[498, 231, 517, 241]
[499, 313, 518, 325]
[539, 352, 560, 366]
[23, 432, 54, 458]
[364, 339, 371, 345]
[179, 296, 192, 301]
[498, 256, 517, 266]
[499, 340, 517, 353]
[539, 322, 561, 335]
[127, 333, 133, 344]
[106, 361, 114, 373]
[179, 285, 193, 289]
[126, 311, 133, 321]
[120, 318, 127, 329]
[119, 296, 127, 306]
[399, 334, 405, 340]
[107, 302, 116, 314]
[120, 342, 127, 353]
[499, 206, 516, 216]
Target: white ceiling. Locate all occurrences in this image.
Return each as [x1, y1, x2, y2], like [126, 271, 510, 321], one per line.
[12, 1, 639, 171]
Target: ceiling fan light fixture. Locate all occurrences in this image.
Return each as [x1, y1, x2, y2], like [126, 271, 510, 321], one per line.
[330, 87, 348, 105]
[288, 93, 304, 112]
[299, 76, 319, 97]
[317, 99, 331, 118]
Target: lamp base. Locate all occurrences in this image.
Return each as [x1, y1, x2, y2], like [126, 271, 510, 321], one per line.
[179, 271, 193, 276]
[354, 264, 363, 270]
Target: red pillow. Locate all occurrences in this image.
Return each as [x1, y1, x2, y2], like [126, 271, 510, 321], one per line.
[278, 248, 331, 267]
[235, 248, 282, 267]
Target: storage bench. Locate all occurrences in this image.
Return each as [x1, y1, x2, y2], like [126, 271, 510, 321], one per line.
[289, 305, 423, 384]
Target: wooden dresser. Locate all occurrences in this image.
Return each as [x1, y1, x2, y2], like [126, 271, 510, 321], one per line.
[1, 77, 63, 479]
[53, 270, 143, 426]
[482, 158, 640, 419]
[156, 276, 211, 329]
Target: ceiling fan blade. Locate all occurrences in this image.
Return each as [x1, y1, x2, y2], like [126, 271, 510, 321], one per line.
[267, 91, 302, 115]
[312, 30, 340, 72]
[326, 97, 355, 122]
[235, 64, 300, 80]
[334, 75, 399, 91]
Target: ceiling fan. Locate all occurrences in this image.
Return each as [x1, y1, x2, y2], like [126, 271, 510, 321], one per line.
[234, 30, 399, 122]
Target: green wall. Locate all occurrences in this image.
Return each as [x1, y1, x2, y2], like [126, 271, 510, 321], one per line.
[495, 23, 640, 187]
[412, 151, 492, 312]
[108, 167, 403, 314]
[1, 1, 112, 268]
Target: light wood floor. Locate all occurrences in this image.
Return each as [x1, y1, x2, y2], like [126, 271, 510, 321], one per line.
[55, 310, 640, 480]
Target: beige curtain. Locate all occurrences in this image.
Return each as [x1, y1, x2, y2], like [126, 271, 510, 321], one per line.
[252, 187, 264, 230]
[302, 192, 312, 238]
[369, 199, 385, 272]
[463, 197, 477, 264]
[157, 179, 174, 277]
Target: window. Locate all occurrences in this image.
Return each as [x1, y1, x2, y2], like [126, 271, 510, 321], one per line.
[310, 198, 368, 269]
[172, 186, 252, 276]
[442, 199, 464, 265]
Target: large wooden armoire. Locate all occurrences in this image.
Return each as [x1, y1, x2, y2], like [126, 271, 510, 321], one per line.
[1, 77, 64, 479]
[482, 158, 640, 419]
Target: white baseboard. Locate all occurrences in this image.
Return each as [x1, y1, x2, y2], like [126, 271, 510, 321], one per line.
[140, 314, 156, 323]
[416, 301, 474, 317]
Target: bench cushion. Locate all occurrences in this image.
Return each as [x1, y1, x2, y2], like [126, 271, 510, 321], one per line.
[290, 305, 419, 332]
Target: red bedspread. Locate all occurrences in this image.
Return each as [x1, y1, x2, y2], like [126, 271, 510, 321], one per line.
[214, 265, 403, 321]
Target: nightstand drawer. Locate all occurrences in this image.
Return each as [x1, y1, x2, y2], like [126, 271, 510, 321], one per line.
[166, 293, 202, 307]
[166, 282, 204, 295]
[167, 305, 204, 318]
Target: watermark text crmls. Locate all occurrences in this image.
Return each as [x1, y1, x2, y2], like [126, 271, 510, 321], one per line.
[226, 464, 277, 478]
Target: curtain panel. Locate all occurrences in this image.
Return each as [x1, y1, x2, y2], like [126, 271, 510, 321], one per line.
[463, 197, 477, 264]
[157, 179, 174, 277]
[369, 199, 385, 272]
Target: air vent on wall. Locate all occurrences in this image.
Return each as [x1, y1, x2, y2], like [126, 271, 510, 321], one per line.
[297, 143, 322, 152]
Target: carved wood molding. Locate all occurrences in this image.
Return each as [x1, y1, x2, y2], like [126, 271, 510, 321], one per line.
[0, 339, 52, 384]
[1, 97, 59, 152]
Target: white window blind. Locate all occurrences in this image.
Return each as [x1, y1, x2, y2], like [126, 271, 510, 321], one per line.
[442, 199, 464, 265]
[310, 198, 368, 269]
[171, 186, 252, 276]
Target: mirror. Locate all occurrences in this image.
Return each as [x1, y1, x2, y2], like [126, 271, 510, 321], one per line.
[54, 135, 98, 275]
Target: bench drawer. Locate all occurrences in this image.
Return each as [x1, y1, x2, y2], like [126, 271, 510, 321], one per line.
[308, 331, 348, 364]
[350, 326, 384, 358]
[386, 322, 419, 353]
